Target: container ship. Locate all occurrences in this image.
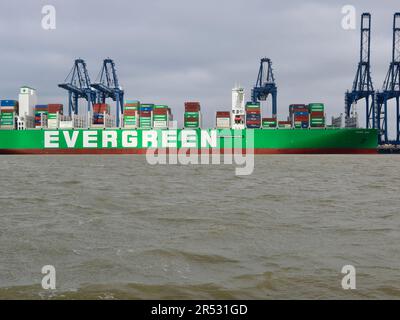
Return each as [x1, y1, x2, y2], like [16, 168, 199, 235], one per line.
[0, 86, 377, 155]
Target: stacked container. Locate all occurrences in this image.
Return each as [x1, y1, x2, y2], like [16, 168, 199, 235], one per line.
[92, 103, 110, 125]
[309, 103, 325, 128]
[0, 110, 15, 129]
[124, 100, 139, 128]
[1, 100, 18, 113]
[0, 100, 18, 129]
[184, 102, 201, 128]
[34, 105, 48, 128]
[215, 111, 231, 129]
[262, 117, 277, 128]
[139, 104, 154, 128]
[153, 105, 169, 129]
[245, 102, 261, 128]
[47, 104, 63, 129]
[289, 104, 309, 128]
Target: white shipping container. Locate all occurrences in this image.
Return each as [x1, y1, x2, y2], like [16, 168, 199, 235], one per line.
[124, 124, 138, 129]
[216, 117, 231, 128]
[47, 119, 58, 129]
[0, 125, 15, 130]
[153, 120, 168, 129]
[59, 120, 73, 129]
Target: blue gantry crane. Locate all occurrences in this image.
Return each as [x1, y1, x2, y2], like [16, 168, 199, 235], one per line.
[251, 58, 278, 117]
[376, 13, 400, 144]
[58, 59, 97, 116]
[345, 13, 376, 129]
[91, 58, 124, 127]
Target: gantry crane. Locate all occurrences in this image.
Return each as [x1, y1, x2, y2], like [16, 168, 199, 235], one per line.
[58, 59, 97, 116]
[251, 58, 278, 117]
[91, 58, 124, 127]
[345, 13, 375, 128]
[376, 13, 400, 144]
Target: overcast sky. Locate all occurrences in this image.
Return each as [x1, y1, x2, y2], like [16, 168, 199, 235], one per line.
[0, 0, 399, 131]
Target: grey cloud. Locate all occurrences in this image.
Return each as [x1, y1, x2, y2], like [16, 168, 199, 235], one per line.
[0, 0, 399, 131]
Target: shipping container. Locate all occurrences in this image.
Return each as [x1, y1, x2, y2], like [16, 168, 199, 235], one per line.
[246, 120, 261, 125]
[216, 118, 230, 129]
[184, 112, 199, 117]
[246, 114, 261, 120]
[125, 100, 140, 106]
[278, 120, 292, 128]
[245, 102, 261, 109]
[153, 121, 168, 129]
[48, 104, 63, 114]
[310, 111, 324, 117]
[35, 104, 48, 111]
[184, 102, 201, 112]
[246, 110, 261, 115]
[153, 109, 168, 114]
[216, 111, 230, 118]
[124, 109, 137, 115]
[1, 100, 18, 107]
[262, 117, 277, 128]
[139, 107, 153, 112]
[93, 103, 110, 114]
[0, 111, 15, 127]
[308, 103, 325, 112]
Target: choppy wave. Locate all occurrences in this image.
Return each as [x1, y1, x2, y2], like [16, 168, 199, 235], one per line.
[1, 155, 400, 299]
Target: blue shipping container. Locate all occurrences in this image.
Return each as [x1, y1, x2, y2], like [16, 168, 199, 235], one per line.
[1, 100, 18, 107]
[246, 115, 261, 120]
[294, 111, 309, 116]
[139, 107, 153, 111]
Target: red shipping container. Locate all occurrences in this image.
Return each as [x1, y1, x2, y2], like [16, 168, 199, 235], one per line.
[311, 111, 324, 117]
[294, 117, 309, 121]
[246, 110, 261, 115]
[185, 117, 199, 122]
[185, 106, 200, 112]
[153, 108, 168, 115]
[216, 111, 230, 117]
[124, 103, 140, 107]
[48, 104, 63, 112]
[246, 120, 261, 125]
[184, 102, 200, 106]
[290, 108, 309, 113]
[93, 103, 110, 114]
[184, 102, 201, 112]
[124, 110, 137, 116]
[1, 108, 15, 113]
[262, 117, 277, 121]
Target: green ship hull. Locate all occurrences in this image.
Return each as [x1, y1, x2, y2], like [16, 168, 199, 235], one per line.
[0, 128, 378, 154]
